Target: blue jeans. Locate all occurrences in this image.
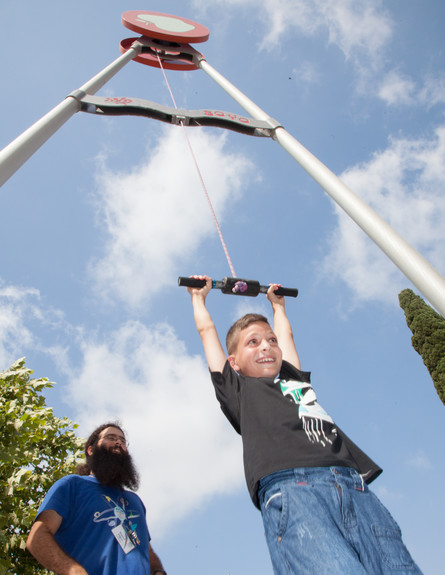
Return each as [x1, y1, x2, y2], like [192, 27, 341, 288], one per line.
[258, 467, 422, 575]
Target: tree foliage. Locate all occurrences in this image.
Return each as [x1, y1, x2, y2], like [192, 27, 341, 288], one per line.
[0, 358, 84, 575]
[399, 288, 445, 405]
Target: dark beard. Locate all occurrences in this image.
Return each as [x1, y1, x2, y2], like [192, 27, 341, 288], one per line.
[90, 444, 140, 491]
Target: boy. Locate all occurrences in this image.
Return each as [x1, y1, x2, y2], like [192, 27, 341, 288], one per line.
[187, 275, 422, 575]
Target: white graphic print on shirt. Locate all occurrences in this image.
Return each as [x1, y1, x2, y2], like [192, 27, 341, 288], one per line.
[276, 378, 337, 446]
[93, 494, 142, 553]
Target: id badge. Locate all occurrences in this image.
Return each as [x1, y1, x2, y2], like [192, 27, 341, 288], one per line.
[112, 524, 136, 554]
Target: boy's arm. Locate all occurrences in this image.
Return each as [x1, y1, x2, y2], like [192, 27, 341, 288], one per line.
[187, 276, 227, 373]
[267, 284, 301, 370]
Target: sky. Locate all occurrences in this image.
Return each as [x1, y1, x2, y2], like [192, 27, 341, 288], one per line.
[1, 1, 444, 573]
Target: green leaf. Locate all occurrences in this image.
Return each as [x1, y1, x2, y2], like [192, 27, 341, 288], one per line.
[0, 358, 84, 574]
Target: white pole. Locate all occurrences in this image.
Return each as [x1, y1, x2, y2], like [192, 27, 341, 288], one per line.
[198, 58, 445, 316]
[0, 43, 142, 188]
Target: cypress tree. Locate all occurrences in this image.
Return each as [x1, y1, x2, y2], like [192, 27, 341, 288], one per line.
[399, 288, 445, 405]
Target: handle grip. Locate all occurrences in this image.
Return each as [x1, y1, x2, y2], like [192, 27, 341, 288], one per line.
[178, 276, 298, 298]
[260, 285, 299, 298]
[178, 277, 207, 288]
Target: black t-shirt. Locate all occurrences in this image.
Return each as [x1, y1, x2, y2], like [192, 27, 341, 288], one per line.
[210, 360, 382, 508]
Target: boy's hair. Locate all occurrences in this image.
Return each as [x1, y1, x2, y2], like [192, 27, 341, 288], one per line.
[226, 313, 270, 355]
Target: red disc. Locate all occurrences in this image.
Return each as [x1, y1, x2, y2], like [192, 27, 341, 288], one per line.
[121, 11, 209, 44]
[120, 38, 200, 71]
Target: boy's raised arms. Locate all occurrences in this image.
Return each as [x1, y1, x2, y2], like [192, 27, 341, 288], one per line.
[187, 275, 227, 373]
[267, 284, 301, 371]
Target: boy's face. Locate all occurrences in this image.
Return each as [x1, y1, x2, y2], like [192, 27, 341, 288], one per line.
[228, 321, 282, 378]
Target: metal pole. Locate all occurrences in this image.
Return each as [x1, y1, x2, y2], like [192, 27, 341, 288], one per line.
[0, 42, 142, 188]
[198, 58, 445, 316]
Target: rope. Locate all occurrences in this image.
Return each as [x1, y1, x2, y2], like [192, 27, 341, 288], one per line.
[155, 51, 237, 278]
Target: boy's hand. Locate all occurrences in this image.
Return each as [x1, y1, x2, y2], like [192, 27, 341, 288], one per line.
[187, 275, 213, 299]
[267, 283, 285, 307]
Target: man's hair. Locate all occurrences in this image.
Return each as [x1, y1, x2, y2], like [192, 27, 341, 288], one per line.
[226, 313, 270, 355]
[76, 421, 124, 476]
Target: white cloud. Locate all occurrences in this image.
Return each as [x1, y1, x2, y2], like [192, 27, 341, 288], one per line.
[292, 61, 321, 86]
[0, 281, 40, 368]
[418, 74, 445, 108]
[0, 279, 79, 374]
[0, 279, 244, 535]
[254, 0, 322, 46]
[322, 125, 445, 305]
[374, 483, 404, 503]
[194, 0, 392, 65]
[407, 450, 433, 470]
[378, 70, 416, 106]
[317, 0, 392, 64]
[378, 71, 445, 108]
[66, 320, 243, 535]
[91, 127, 253, 309]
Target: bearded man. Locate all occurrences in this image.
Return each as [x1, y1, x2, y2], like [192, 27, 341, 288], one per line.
[27, 423, 166, 575]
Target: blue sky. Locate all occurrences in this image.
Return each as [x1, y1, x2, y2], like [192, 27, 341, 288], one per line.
[1, 1, 444, 573]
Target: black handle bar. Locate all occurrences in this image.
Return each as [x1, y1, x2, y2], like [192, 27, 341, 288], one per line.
[178, 276, 298, 298]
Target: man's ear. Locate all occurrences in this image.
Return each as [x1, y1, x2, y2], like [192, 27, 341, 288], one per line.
[228, 355, 240, 372]
[87, 445, 94, 457]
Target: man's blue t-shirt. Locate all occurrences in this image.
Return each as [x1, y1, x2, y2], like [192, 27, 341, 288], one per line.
[37, 475, 151, 574]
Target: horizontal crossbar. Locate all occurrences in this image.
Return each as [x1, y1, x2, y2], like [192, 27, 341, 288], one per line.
[76, 93, 281, 137]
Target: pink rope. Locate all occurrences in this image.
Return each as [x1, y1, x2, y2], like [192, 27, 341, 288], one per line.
[155, 52, 237, 278]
